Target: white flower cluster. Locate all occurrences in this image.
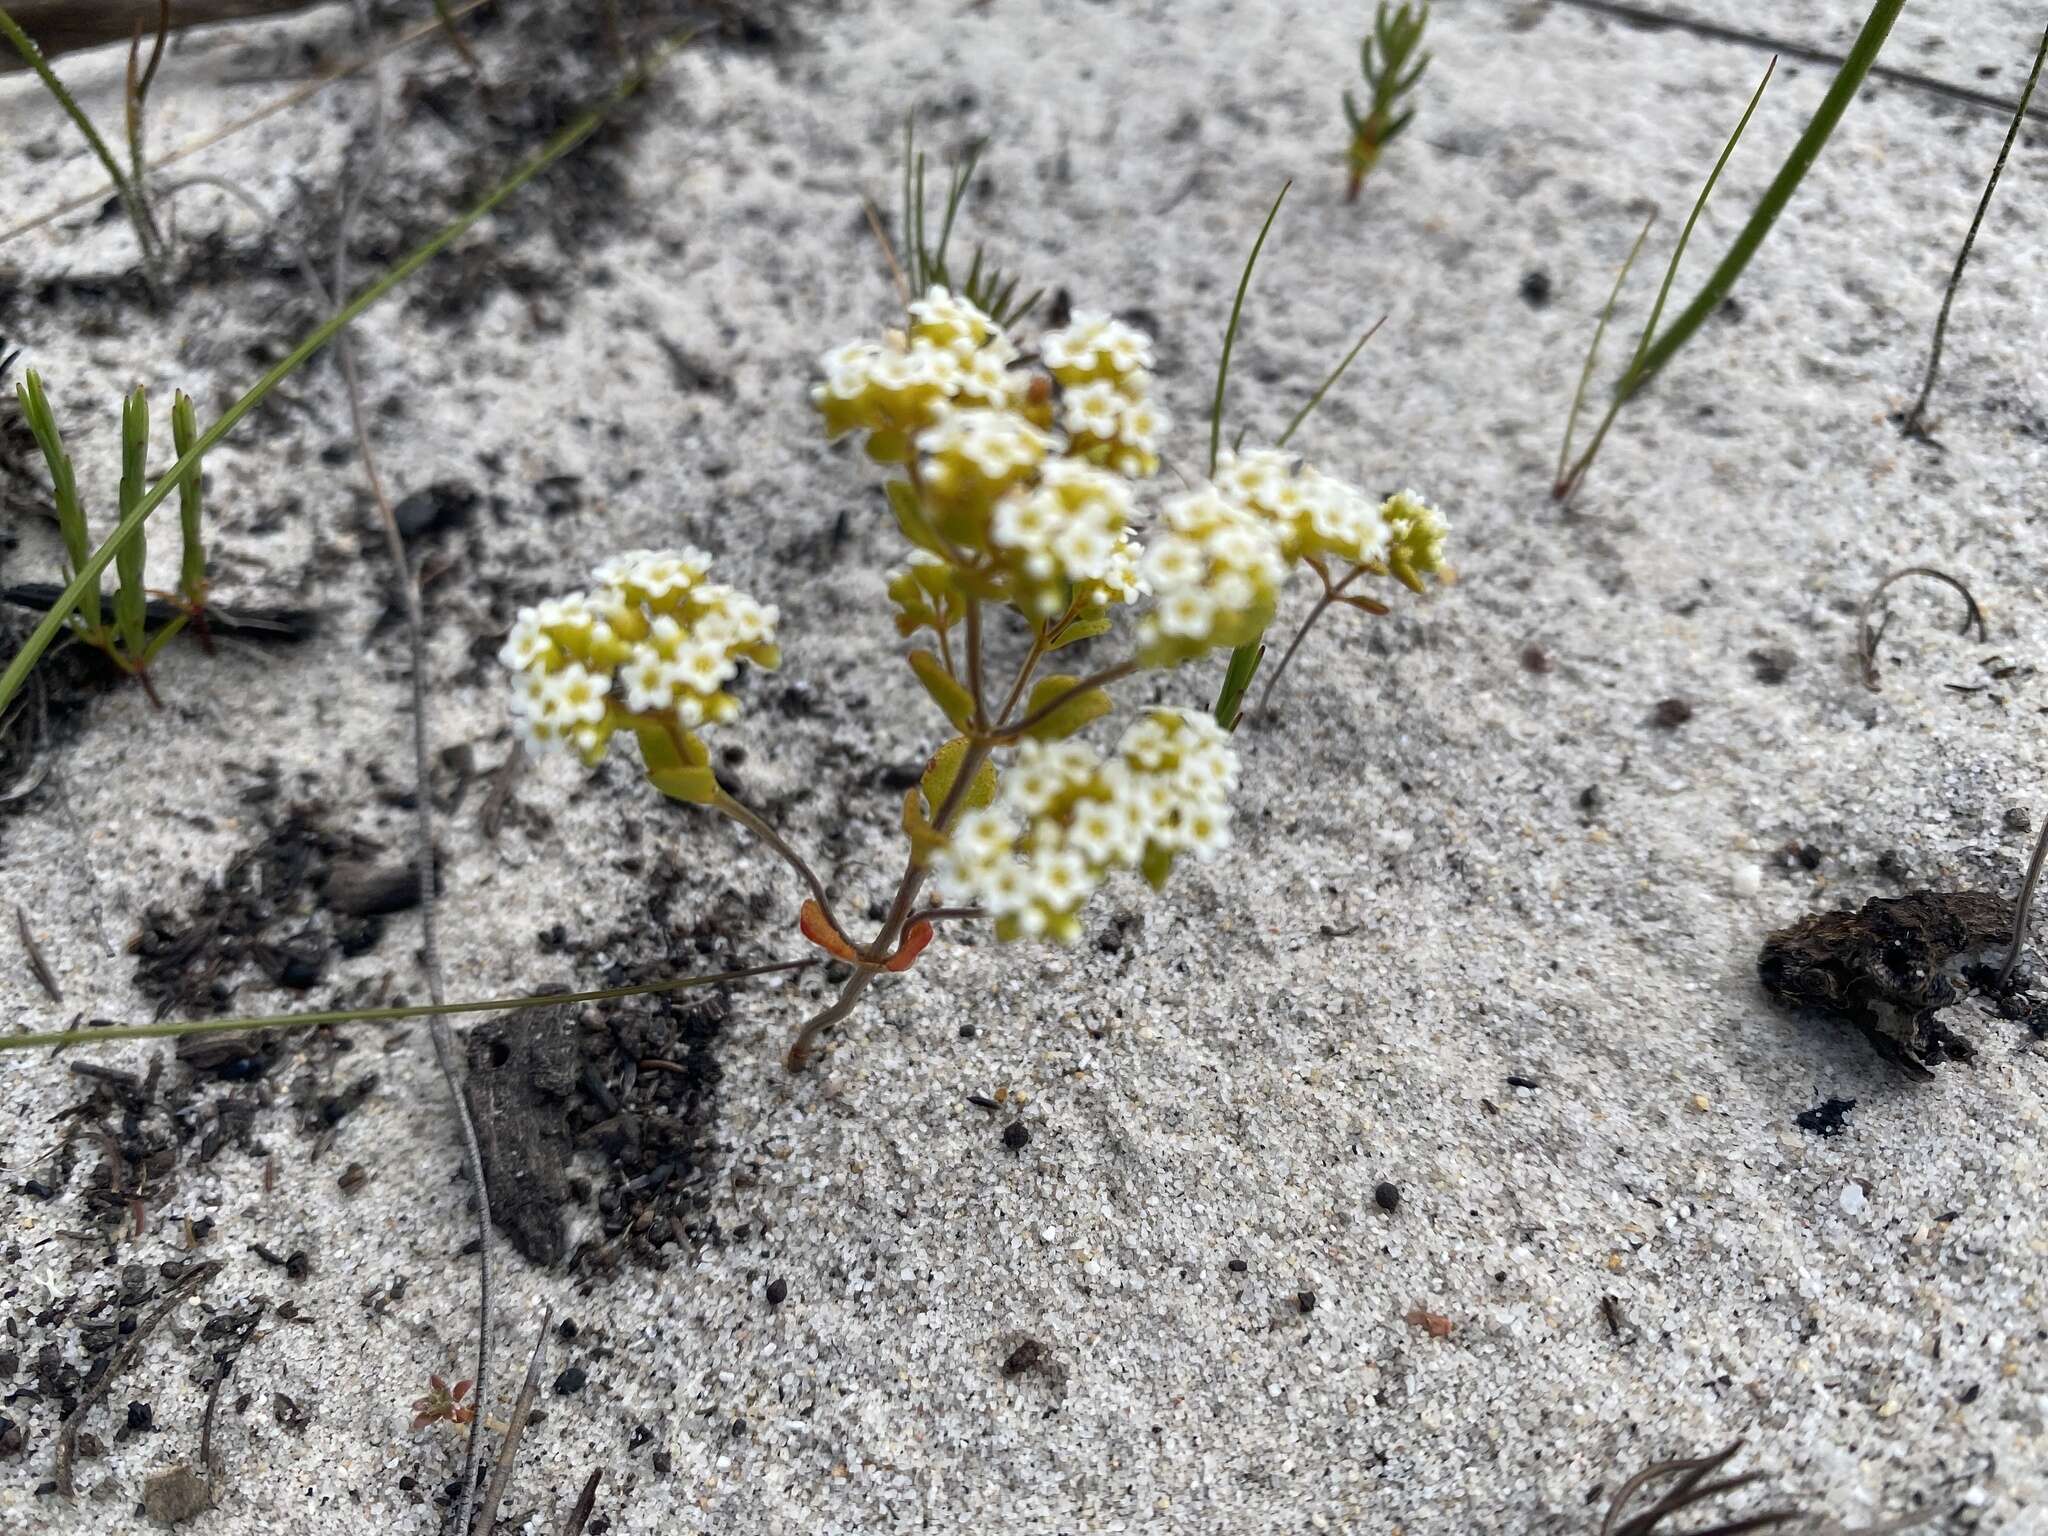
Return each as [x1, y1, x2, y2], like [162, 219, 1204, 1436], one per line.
[988, 459, 1146, 618]
[1214, 448, 1391, 567]
[934, 708, 1238, 943]
[500, 549, 779, 762]
[1041, 311, 1167, 478]
[1136, 486, 1290, 665]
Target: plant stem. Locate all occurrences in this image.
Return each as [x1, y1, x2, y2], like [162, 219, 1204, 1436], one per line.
[712, 787, 846, 942]
[0, 959, 812, 1055]
[996, 658, 1139, 740]
[1556, 214, 1655, 493]
[1901, 22, 2048, 436]
[0, 46, 671, 719]
[964, 595, 988, 727]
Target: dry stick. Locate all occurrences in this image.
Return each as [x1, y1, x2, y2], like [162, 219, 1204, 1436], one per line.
[16, 903, 62, 1002]
[1997, 814, 2048, 990]
[330, 7, 489, 1527]
[55, 1259, 223, 1495]
[560, 1470, 603, 1536]
[1854, 566, 1985, 691]
[196, 1300, 266, 1473]
[0, 0, 319, 66]
[0, 0, 498, 246]
[474, 1305, 551, 1536]
[1900, 22, 2048, 437]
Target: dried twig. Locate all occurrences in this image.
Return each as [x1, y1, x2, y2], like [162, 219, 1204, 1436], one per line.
[474, 1306, 551, 1536]
[559, 1470, 602, 1536]
[197, 1301, 266, 1472]
[56, 1260, 223, 1495]
[1899, 22, 2048, 438]
[0, 0, 321, 67]
[330, 3, 491, 1526]
[16, 904, 61, 1002]
[1855, 566, 1986, 690]
[1998, 811, 2048, 990]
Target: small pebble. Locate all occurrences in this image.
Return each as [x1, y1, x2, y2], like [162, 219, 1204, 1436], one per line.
[1653, 698, 1694, 729]
[1296, 1290, 1316, 1315]
[553, 1366, 587, 1395]
[1732, 863, 1762, 898]
[1002, 1121, 1031, 1151]
[1373, 1182, 1400, 1213]
[765, 1277, 788, 1308]
[1839, 1182, 1868, 1216]
[1227, 1258, 1248, 1273]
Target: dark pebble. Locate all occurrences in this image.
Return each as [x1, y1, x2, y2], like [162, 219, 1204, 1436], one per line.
[126, 1401, 152, 1431]
[1227, 1258, 1248, 1273]
[765, 1277, 788, 1308]
[390, 480, 479, 539]
[553, 1366, 587, 1396]
[1652, 698, 1693, 729]
[958, 1024, 977, 1039]
[1374, 1182, 1401, 1213]
[652, 1449, 673, 1475]
[1519, 643, 1551, 674]
[1296, 1290, 1316, 1315]
[1002, 1339, 1044, 1376]
[1002, 1121, 1030, 1151]
[2005, 806, 2031, 833]
[1748, 646, 1797, 685]
[1519, 269, 1552, 307]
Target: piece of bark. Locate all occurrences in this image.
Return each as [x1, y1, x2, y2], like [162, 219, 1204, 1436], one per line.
[0, 2, 331, 71]
[464, 1004, 578, 1267]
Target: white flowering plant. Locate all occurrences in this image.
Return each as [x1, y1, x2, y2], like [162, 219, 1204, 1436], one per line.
[502, 172, 1449, 1069]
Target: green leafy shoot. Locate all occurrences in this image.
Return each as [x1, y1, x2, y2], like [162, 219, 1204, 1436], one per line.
[899, 116, 1042, 328]
[0, 3, 166, 298]
[0, 41, 684, 719]
[1345, 2, 1431, 203]
[115, 386, 151, 663]
[171, 389, 207, 616]
[1554, 0, 1906, 500]
[15, 370, 99, 636]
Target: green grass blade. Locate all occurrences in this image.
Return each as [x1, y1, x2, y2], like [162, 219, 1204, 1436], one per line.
[1628, 0, 1905, 390]
[0, 44, 678, 717]
[171, 388, 204, 603]
[1620, 56, 1775, 387]
[115, 386, 149, 657]
[1208, 181, 1290, 476]
[1212, 639, 1265, 732]
[1555, 212, 1654, 490]
[0, 957, 813, 1054]
[1275, 314, 1386, 449]
[0, 4, 160, 281]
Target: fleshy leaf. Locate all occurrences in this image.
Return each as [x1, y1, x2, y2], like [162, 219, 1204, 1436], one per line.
[908, 649, 976, 730]
[799, 898, 860, 961]
[1048, 613, 1113, 651]
[1021, 674, 1111, 741]
[887, 479, 945, 555]
[647, 763, 719, 804]
[883, 920, 934, 972]
[920, 735, 997, 818]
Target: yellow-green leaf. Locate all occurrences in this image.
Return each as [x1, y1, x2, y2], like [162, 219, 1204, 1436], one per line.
[887, 479, 944, 555]
[908, 650, 975, 730]
[647, 763, 720, 804]
[1022, 674, 1111, 741]
[920, 735, 997, 819]
[1140, 842, 1175, 890]
[1048, 613, 1113, 650]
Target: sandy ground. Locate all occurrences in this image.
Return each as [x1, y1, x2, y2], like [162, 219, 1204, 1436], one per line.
[2, 0, 2047, 1531]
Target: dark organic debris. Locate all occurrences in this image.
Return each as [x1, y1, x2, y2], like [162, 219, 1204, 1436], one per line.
[0, 583, 316, 646]
[466, 1005, 580, 1268]
[1001, 1339, 1045, 1376]
[1758, 890, 2018, 1074]
[1794, 1096, 1857, 1137]
[130, 806, 395, 1021]
[1373, 1182, 1401, 1213]
[1651, 697, 1693, 729]
[1748, 645, 1797, 684]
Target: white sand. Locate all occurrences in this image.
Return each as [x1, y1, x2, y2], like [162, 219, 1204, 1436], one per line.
[2, 0, 2045, 1530]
